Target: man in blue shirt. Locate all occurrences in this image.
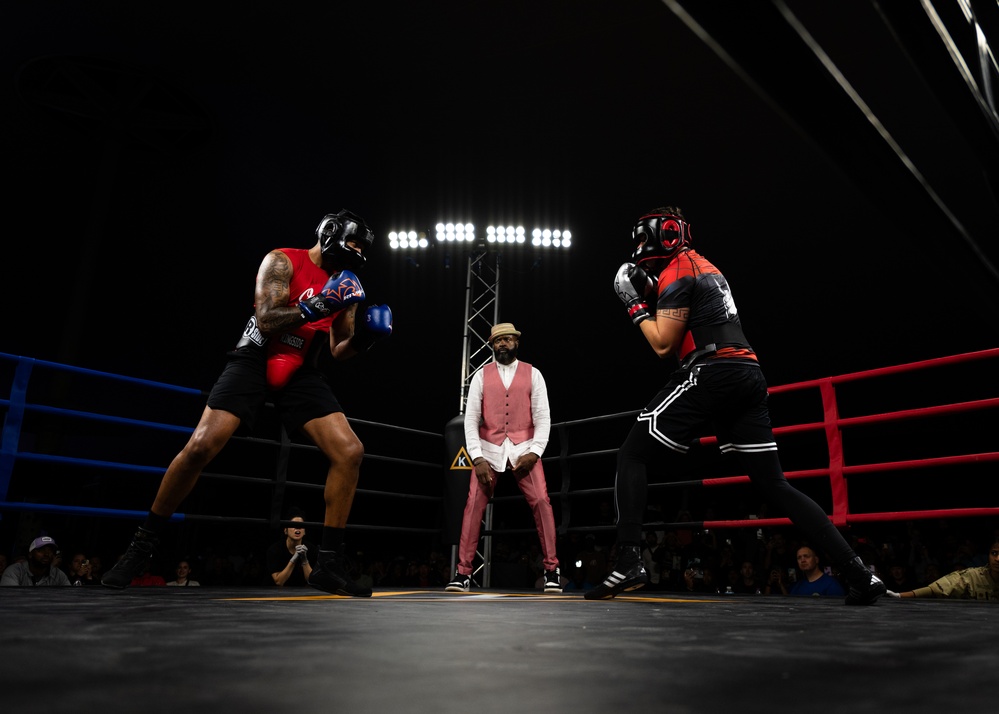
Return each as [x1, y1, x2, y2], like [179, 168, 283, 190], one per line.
[789, 545, 845, 597]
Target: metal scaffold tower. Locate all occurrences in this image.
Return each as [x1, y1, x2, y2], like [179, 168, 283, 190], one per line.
[458, 250, 500, 415]
[455, 249, 500, 587]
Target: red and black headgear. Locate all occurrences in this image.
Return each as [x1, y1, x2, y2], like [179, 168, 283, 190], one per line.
[631, 208, 692, 270]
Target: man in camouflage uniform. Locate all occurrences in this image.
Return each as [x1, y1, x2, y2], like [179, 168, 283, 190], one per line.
[888, 538, 999, 600]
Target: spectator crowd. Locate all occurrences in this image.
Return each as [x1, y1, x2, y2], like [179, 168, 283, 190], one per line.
[2, 509, 995, 599]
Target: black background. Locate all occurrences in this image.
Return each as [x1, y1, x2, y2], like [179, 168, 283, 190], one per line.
[5, 1, 999, 427]
[3, 1, 998, 562]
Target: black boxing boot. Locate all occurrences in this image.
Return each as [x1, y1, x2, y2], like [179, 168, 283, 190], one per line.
[101, 527, 159, 589]
[309, 544, 372, 597]
[843, 556, 887, 605]
[584, 544, 647, 600]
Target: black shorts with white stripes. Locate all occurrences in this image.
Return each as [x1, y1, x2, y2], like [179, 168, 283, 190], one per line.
[634, 359, 776, 456]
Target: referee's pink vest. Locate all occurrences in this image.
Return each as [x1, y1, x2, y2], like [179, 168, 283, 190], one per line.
[479, 361, 535, 446]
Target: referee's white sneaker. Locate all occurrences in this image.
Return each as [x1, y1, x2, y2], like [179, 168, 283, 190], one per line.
[445, 573, 471, 592]
[544, 567, 562, 593]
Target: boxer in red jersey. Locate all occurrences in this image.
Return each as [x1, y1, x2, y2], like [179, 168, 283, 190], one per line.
[586, 206, 885, 606]
[103, 210, 392, 596]
[262, 244, 366, 390]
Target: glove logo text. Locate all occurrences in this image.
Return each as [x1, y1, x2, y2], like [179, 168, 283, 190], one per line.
[242, 317, 266, 347]
[279, 333, 306, 350]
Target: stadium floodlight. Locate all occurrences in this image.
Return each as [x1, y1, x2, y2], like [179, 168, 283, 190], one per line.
[530, 227, 572, 248]
[435, 221, 476, 244]
[481, 224, 572, 248]
[486, 225, 528, 244]
[388, 229, 429, 250]
[392, 221, 570, 251]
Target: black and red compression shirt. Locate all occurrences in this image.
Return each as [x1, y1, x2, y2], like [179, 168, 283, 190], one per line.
[655, 248, 757, 364]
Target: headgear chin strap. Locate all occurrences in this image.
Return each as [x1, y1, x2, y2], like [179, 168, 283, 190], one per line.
[631, 210, 692, 268]
[316, 209, 374, 271]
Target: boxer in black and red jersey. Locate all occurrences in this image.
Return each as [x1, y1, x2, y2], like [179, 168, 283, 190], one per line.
[585, 206, 885, 606]
[102, 210, 392, 596]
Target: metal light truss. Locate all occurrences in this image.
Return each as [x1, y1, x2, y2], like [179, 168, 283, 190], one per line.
[388, 221, 568, 414]
[458, 249, 500, 414]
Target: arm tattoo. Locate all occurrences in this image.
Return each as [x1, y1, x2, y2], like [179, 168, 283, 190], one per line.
[255, 251, 303, 334]
[658, 306, 689, 322]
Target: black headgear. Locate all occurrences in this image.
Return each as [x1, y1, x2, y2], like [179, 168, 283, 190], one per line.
[316, 210, 374, 271]
[631, 209, 692, 269]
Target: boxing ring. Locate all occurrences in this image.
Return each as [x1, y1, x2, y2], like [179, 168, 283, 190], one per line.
[1, 349, 996, 714]
[1, 348, 997, 566]
[0, 352, 445, 562]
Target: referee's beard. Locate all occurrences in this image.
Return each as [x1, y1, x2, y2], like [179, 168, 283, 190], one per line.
[494, 345, 517, 365]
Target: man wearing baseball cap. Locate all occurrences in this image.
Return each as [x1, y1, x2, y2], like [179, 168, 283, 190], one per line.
[0, 536, 71, 586]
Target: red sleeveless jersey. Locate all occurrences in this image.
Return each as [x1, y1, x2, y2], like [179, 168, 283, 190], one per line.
[265, 248, 343, 390]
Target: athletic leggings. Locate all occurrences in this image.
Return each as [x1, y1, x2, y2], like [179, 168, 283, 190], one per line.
[614, 361, 856, 566]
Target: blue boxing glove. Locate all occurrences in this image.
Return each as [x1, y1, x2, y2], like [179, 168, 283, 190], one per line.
[299, 270, 366, 322]
[613, 263, 655, 324]
[352, 304, 393, 351]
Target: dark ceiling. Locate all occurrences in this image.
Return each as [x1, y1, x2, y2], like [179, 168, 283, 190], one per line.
[5, 0, 999, 429]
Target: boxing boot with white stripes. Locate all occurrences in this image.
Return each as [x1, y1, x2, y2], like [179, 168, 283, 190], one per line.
[842, 556, 887, 605]
[584, 544, 647, 600]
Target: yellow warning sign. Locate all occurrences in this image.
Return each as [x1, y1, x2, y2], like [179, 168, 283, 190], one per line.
[450, 446, 473, 470]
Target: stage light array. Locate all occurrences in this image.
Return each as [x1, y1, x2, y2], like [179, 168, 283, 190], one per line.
[436, 222, 476, 244]
[388, 222, 571, 250]
[387, 230, 429, 250]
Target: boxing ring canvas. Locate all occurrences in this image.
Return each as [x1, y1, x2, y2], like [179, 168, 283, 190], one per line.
[1, 585, 995, 714]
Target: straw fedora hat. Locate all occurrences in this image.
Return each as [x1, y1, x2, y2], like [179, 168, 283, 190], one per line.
[489, 322, 521, 343]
